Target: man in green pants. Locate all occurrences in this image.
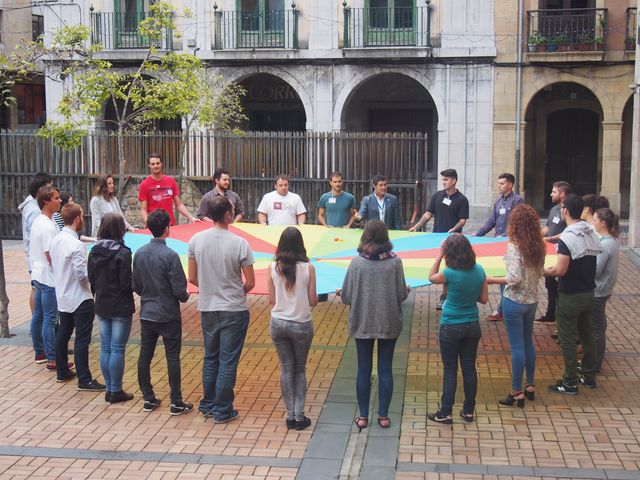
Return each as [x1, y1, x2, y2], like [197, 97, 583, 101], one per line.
[544, 194, 602, 394]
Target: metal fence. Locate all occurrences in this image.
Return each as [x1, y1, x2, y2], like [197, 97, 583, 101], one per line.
[90, 10, 173, 50]
[344, 6, 432, 48]
[213, 8, 299, 49]
[0, 130, 428, 238]
[526, 8, 608, 52]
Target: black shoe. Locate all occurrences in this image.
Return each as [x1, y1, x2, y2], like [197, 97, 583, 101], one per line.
[77, 379, 106, 392]
[286, 419, 296, 429]
[109, 390, 134, 403]
[498, 392, 525, 408]
[427, 412, 452, 424]
[170, 401, 193, 416]
[535, 316, 555, 323]
[143, 397, 162, 412]
[578, 376, 596, 389]
[459, 410, 474, 422]
[318, 293, 329, 302]
[295, 417, 311, 431]
[547, 380, 578, 395]
[56, 370, 77, 383]
[105, 391, 111, 402]
[213, 409, 239, 424]
[67, 349, 74, 355]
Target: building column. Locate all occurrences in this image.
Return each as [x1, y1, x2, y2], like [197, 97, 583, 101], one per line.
[600, 121, 624, 214]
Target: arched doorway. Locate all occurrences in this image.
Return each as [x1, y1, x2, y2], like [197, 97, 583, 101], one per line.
[238, 73, 307, 131]
[621, 96, 633, 218]
[524, 82, 603, 212]
[340, 72, 438, 192]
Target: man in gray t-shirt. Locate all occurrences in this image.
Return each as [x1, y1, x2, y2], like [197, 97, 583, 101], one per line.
[188, 196, 255, 423]
[537, 181, 571, 323]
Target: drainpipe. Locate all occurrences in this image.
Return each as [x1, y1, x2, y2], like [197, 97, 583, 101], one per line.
[629, 0, 640, 247]
[514, 0, 524, 193]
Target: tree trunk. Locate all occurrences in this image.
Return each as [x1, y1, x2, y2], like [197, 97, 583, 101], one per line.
[0, 234, 11, 338]
[117, 124, 126, 195]
[175, 128, 189, 225]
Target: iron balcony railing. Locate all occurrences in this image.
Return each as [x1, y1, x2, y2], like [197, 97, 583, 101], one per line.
[626, 7, 637, 50]
[343, 5, 432, 48]
[90, 11, 173, 50]
[526, 8, 607, 52]
[213, 8, 299, 49]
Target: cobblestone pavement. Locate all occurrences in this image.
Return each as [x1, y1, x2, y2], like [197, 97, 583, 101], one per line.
[1, 241, 639, 480]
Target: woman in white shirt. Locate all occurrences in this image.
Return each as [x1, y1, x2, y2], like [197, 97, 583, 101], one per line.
[268, 227, 318, 431]
[90, 175, 136, 237]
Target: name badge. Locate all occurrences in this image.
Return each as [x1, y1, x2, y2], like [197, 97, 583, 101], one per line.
[328, 197, 337, 204]
[552, 216, 560, 224]
[442, 197, 452, 206]
[499, 207, 506, 215]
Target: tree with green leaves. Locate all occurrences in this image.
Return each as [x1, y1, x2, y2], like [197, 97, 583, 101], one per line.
[38, 1, 178, 183]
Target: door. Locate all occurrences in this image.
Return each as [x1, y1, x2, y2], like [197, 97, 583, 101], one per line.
[114, 0, 147, 48]
[238, 0, 285, 48]
[545, 109, 599, 209]
[539, 0, 595, 43]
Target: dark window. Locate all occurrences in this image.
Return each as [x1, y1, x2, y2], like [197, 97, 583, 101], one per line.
[32, 15, 44, 41]
[14, 84, 46, 125]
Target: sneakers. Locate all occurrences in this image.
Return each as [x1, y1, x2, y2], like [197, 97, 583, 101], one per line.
[77, 379, 106, 392]
[34, 354, 47, 364]
[109, 390, 134, 404]
[170, 401, 193, 416]
[295, 417, 312, 431]
[46, 361, 74, 371]
[487, 312, 503, 321]
[143, 397, 162, 412]
[427, 412, 453, 425]
[547, 380, 578, 395]
[578, 376, 597, 389]
[56, 370, 77, 383]
[213, 409, 240, 424]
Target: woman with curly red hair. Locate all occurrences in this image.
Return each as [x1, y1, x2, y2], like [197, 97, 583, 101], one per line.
[488, 204, 546, 407]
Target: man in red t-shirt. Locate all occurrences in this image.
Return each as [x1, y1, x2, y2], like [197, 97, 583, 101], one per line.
[138, 153, 199, 226]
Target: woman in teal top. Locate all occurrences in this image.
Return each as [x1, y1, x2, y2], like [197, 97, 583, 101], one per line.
[427, 234, 488, 424]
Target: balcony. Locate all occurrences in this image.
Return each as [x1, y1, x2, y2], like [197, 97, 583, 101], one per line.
[213, 8, 299, 49]
[90, 11, 173, 50]
[526, 8, 607, 53]
[343, 6, 431, 48]
[626, 7, 637, 51]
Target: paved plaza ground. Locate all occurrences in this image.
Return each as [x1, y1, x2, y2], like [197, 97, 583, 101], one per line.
[1, 238, 640, 480]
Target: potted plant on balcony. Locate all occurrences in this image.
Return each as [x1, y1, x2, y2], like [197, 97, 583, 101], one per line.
[626, 36, 636, 50]
[577, 31, 594, 51]
[594, 36, 604, 50]
[547, 35, 560, 52]
[556, 34, 571, 52]
[527, 32, 547, 52]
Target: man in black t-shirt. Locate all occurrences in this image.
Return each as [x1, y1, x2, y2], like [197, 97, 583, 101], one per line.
[409, 169, 469, 234]
[410, 169, 469, 309]
[544, 194, 602, 395]
[536, 180, 571, 324]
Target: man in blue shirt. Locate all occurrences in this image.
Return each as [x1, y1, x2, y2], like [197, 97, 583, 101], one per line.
[474, 173, 524, 321]
[317, 172, 357, 228]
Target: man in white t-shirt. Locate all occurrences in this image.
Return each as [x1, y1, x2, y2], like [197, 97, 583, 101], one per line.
[188, 196, 255, 423]
[30, 185, 63, 368]
[257, 175, 306, 225]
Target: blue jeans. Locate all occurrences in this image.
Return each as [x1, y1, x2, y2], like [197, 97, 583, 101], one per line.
[497, 284, 505, 315]
[439, 322, 481, 417]
[355, 337, 397, 418]
[31, 280, 57, 361]
[98, 315, 132, 392]
[502, 298, 537, 392]
[199, 310, 250, 420]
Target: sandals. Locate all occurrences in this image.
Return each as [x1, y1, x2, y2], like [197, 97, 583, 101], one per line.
[377, 416, 391, 428]
[354, 416, 368, 432]
[427, 412, 452, 425]
[525, 384, 535, 401]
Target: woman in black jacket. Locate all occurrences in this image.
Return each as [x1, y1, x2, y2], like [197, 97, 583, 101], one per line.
[88, 213, 135, 404]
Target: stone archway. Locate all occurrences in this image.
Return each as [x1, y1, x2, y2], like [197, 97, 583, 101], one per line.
[237, 73, 307, 131]
[339, 72, 439, 193]
[524, 82, 604, 212]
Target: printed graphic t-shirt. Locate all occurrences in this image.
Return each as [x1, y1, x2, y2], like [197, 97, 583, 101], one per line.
[257, 191, 306, 225]
[138, 175, 179, 225]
